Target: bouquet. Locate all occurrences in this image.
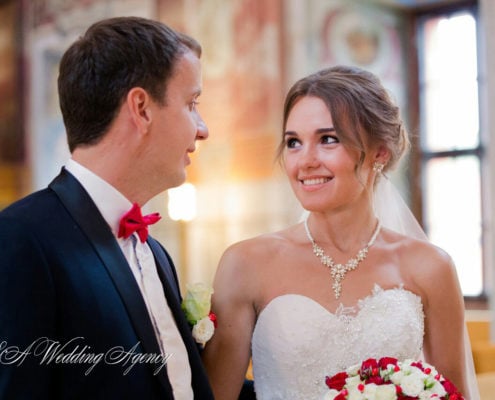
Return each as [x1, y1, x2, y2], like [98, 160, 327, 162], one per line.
[324, 357, 464, 400]
[181, 282, 217, 346]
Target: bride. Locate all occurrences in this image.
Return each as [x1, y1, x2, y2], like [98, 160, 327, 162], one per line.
[202, 66, 479, 400]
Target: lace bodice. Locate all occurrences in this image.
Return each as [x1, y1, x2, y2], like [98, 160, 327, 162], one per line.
[251, 285, 424, 400]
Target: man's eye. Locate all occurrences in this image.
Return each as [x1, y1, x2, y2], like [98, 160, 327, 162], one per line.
[189, 100, 199, 111]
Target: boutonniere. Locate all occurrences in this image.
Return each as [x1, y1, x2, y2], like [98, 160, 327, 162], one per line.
[181, 283, 217, 346]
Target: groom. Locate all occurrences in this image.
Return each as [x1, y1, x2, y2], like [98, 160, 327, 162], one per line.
[0, 17, 213, 399]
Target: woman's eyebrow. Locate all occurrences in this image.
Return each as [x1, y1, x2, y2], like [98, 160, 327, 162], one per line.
[284, 127, 336, 136]
[315, 127, 336, 134]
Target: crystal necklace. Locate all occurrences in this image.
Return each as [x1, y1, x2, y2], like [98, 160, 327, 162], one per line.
[303, 218, 381, 299]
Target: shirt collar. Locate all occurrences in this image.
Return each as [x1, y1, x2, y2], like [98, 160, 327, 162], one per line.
[65, 158, 132, 237]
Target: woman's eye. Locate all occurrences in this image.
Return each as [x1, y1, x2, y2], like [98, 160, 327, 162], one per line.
[286, 138, 301, 148]
[322, 135, 339, 145]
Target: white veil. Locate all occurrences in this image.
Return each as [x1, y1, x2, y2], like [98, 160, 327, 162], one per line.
[374, 177, 480, 400]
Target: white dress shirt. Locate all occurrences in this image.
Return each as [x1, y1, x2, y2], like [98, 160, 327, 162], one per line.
[65, 159, 193, 400]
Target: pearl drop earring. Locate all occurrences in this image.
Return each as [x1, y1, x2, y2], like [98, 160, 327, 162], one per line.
[373, 162, 385, 173]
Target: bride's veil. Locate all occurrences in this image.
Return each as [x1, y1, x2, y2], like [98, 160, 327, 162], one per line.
[374, 177, 480, 400]
[373, 176, 427, 241]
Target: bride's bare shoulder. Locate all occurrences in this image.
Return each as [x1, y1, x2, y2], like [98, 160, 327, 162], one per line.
[220, 225, 300, 265]
[383, 229, 450, 262]
[381, 227, 457, 283]
[214, 226, 300, 297]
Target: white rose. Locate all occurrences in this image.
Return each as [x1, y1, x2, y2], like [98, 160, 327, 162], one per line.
[363, 383, 377, 397]
[421, 361, 439, 378]
[192, 316, 215, 346]
[428, 380, 447, 397]
[402, 359, 415, 367]
[345, 375, 362, 389]
[400, 372, 425, 397]
[390, 370, 404, 385]
[346, 363, 361, 375]
[375, 384, 396, 400]
[347, 387, 365, 400]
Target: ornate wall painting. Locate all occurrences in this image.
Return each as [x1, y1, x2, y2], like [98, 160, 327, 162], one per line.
[319, 4, 405, 107]
[180, 0, 284, 183]
[285, 0, 406, 109]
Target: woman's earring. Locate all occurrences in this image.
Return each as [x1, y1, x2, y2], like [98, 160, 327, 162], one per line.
[373, 162, 385, 173]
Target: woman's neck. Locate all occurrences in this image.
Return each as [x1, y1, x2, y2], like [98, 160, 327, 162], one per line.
[305, 208, 378, 253]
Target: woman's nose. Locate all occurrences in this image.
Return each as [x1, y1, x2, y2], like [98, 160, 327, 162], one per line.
[300, 146, 320, 168]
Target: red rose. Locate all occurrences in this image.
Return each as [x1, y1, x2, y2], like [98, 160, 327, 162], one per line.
[334, 391, 348, 400]
[442, 379, 465, 399]
[442, 378, 459, 394]
[379, 357, 398, 369]
[366, 375, 384, 385]
[325, 372, 348, 391]
[208, 312, 217, 328]
[411, 361, 424, 370]
[360, 358, 379, 378]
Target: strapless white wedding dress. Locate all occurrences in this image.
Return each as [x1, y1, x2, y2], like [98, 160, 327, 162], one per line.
[251, 285, 424, 400]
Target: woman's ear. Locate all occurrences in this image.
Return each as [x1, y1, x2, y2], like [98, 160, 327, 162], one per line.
[127, 87, 152, 134]
[374, 145, 391, 165]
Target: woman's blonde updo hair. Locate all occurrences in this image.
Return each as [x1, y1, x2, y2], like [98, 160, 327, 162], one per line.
[278, 65, 409, 173]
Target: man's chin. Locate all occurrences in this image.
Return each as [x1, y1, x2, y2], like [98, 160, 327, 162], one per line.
[168, 173, 187, 191]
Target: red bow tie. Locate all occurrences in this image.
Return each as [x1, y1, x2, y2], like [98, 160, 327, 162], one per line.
[118, 203, 161, 243]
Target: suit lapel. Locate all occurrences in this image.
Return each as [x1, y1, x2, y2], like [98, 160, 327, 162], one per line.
[49, 169, 173, 394]
[148, 238, 214, 399]
[148, 239, 180, 301]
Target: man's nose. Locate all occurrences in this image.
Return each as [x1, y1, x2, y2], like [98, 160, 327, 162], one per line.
[196, 118, 209, 141]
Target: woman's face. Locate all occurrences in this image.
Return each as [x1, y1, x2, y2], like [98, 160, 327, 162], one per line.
[283, 96, 373, 213]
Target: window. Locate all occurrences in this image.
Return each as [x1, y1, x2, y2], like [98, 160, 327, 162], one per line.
[418, 8, 483, 297]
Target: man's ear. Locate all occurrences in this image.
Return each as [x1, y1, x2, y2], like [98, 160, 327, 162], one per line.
[126, 87, 152, 134]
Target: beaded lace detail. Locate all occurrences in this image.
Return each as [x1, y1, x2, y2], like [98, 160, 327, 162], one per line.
[251, 285, 424, 400]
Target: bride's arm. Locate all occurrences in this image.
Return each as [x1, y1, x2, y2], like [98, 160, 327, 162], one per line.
[416, 244, 469, 397]
[202, 241, 258, 400]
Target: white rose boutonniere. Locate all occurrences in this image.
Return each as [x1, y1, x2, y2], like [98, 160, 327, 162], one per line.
[181, 283, 217, 347]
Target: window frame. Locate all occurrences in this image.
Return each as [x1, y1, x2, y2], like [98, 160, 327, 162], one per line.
[411, 2, 487, 305]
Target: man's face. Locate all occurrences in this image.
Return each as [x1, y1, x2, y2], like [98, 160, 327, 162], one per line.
[144, 50, 208, 191]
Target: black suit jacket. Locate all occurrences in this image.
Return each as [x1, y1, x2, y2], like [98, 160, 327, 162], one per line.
[0, 169, 214, 400]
